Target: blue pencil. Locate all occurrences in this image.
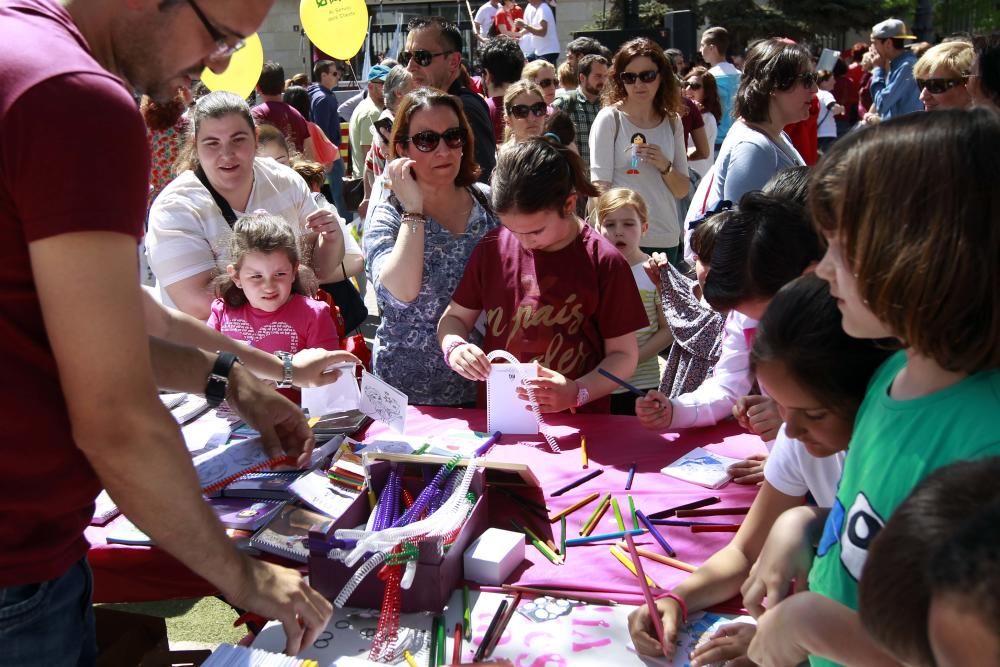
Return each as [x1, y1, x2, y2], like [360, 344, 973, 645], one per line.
[625, 462, 637, 490]
[565, 528, 645, 546]
[597, 368, 646, 397]
[636, 509, 677, 557]
[474, 431, 503, 457]
[551, 469, 604, 497]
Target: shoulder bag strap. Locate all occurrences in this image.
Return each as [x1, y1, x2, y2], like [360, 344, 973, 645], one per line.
[195, 166, 239, 227]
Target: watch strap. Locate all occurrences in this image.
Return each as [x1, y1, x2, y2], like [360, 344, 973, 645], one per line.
[206, 352, 239, 408]
[276, 351, 294, 388]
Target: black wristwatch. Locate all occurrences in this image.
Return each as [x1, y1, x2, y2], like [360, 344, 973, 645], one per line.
[205, 352, 240, 408]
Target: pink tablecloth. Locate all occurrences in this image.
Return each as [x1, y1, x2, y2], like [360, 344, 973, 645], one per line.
[366, 407, 767, 607]
[86, 406, 767, 604]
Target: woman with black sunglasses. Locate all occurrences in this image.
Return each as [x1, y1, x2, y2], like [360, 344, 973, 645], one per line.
[363, 88, 500, 406]
[502, 80, 547, 144]
[682, 66, 722, 178]
[590, 38, 691, 267]
[682, 38, 812, 264]
[913, 40, 973, 111]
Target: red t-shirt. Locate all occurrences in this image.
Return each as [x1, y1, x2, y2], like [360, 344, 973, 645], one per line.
[494, 6, 524, 32]
[784, 95, 819, 166]
[679, 96, 705, 147]
[451, 223, 648, 411]
[0, 0, 149, 585]
[252, 101, 310, 152]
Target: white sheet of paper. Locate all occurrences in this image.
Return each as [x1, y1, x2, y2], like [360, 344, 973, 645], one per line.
[290, 470, 361, 520]
[359, 370, 408, 433]
[301, 367, 361, 417]
[487, 363, 538, 435]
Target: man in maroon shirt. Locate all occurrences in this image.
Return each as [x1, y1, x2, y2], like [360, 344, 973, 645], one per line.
[253, 60, 313, 155]
[0, 0, 334, 663]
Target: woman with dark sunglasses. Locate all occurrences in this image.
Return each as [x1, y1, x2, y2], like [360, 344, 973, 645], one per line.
[682, 66, 722, 178]
[682, 38, 812, 264]
[913, 40, 973, 111]
[522, 59, 558, 105]
[363, 88, 500, 407]
[590, 38, 691, 267]
[502, 80, 547, 144]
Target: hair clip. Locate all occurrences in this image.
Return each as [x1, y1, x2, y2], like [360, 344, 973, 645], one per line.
[688, 199, 734, 230]
[543, 131, 562, 144]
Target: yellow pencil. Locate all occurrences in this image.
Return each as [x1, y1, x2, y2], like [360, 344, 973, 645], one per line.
[581, 435, 589, 469]
[403, 650, 419, 667]
[609, 545, 659, 588]
[549, 492, 600, 523]
[611, 497, 626, 532]
[580, 495, 611, 536]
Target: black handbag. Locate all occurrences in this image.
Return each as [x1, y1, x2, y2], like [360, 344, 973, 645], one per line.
[321, 261, 368, 334]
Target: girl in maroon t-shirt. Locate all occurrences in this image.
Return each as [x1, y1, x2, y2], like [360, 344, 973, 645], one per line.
[437, 136, 649, 413]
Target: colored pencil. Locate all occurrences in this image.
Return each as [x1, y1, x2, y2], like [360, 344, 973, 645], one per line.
[473, 600, 508, 662]
[511, 520, 563, 565]
[485, 593, 521, 658]
[497, 488, 549, 521]
[501, 584, 619, 606]
[548, 492, 600, 523]
[624, 533, 668, 658]
[403, 650, 419, 667]
[649, 519, 735, 526]
[635, 509, 677, 557]
[691, 524, 741, 532]
[597, 367, 645, 397]
[550, 469, 604, 497]
[612, 497, 626, 532]
[566, 528, 645, 546]
[628, 495, 638, 530]
[436, 615, 446, 666]
[496, 486, 549, 512]
[452, 623, 462, 665]
[581, 497, 611, 536]
[609, 545, 659, 588]
[474, 431, 503, 457]
[580, 492, 610, 533]
[560, 516, 567, 556]
[413, 443, 431, 456]
[647, 496, 721, 520]
[581, 435, 589, 469]
[429, 615, 440, 667]
[625, 462, 636, 490]
[462, 585, 471, 641]
[676, 506, 751, 518]
[623, 543, 697, 573]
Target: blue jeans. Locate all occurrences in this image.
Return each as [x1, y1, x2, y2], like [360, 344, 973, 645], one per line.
[326, 158, 350, 222]
[0, 558, 97, 666]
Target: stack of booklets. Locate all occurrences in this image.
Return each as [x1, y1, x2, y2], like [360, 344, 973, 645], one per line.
[249, 503, 335, 563]
[222, 471, 304, 501]
[327, 452, 365, 491]
[91, 489, 120, 526]
[202, 644, 326, 666]
[105, 497, 287, 545]
[310, 408, 372, 438]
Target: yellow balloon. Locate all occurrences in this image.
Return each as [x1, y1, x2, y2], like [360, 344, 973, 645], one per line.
[201, 33, 264, 99]
[300, 0, 368, 61]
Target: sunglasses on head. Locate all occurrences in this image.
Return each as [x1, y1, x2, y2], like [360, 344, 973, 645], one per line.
[535, 78, 556, 88]
[508, 101, 547, 119]
[916, 76, 968, 94]
[684, 80, 702, 90]
[620, 69, 659, 85]
[399, 49, 454, 67]
[399, 127, 466, 152]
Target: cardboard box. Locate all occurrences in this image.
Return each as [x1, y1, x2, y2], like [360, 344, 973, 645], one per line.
[308, 461, 488, 613]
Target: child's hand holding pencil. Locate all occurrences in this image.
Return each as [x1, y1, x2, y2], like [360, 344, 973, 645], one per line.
[635, 389, 672, 429]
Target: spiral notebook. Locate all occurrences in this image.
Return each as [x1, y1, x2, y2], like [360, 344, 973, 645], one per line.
[249, 503, 336, 563]
[487, 363, 538, 435]
[660, 447, 742, 489]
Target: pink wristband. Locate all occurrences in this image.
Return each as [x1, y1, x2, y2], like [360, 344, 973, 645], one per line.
[655, 591, 688, 623]
[443, 339, 466, 368]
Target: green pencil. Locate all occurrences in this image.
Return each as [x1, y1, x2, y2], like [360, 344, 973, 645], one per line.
[612, 497, 625, 532]
[463, 585, 472, 641]
[429, 615, 440, 667]
[628, 495, 638, 530]
[511, 519, 562, 565]
[581, 492, 611, 535]
[436, 614, 446, 666]
[560, 515, 567, 558]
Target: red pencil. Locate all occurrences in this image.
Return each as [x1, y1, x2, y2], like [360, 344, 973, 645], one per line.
[691, 524, 740, 532]
[676, 506, 751, 518]
[452, 622, 462, 664]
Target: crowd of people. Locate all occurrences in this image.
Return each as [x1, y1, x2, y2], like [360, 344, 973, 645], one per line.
[2, 0, 999, 664]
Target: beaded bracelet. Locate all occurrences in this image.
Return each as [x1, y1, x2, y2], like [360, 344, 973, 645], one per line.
[655, 591, 688, 623]
[401, 211, 426, 233]
[442, 339, 467, 368]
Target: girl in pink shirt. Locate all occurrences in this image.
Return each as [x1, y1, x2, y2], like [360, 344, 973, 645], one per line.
[209, 214, 339, 398]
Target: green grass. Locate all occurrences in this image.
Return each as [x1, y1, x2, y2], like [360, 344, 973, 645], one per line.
[99, 596, 246, 647]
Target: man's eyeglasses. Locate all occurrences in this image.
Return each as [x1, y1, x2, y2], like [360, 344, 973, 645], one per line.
[620, 69, 659, 85]
[684, 81, 703, 90]
[916, 77, 968, 94]
[535, 78, 556, 88]
[508, 102, 547, 119]
[183, 0, 246, 58]
[400, 49, 454, 67]
[399, 127, 466, 152]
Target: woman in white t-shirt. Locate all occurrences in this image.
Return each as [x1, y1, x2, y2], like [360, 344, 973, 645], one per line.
[590, 38, 690, 265]
[682, 67, 722, 177]
[146, 91, 345, 319]
[628, 275, 894, 663]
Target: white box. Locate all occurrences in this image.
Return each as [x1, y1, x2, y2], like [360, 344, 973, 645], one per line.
[462, 528, 525, 585]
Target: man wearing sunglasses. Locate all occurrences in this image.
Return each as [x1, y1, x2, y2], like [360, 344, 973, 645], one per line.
[867, 18, 923, 122]
[0, 0, 336, 662]
[402, 16, 496, 181]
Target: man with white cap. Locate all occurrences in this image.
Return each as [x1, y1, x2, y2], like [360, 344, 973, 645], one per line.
[866, 18, 923, 122]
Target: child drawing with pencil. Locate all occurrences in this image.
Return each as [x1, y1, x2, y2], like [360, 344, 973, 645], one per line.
[739, 110, 1000, 667]
[436, 136, 648, 413]
[628, 274, 891, 664]
[592, 188, 672, 416]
